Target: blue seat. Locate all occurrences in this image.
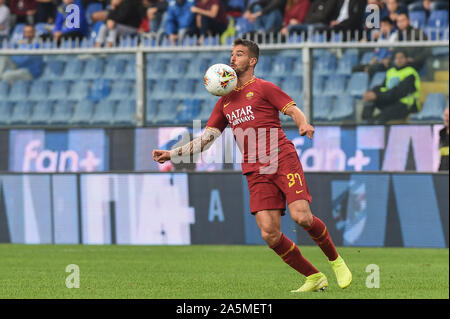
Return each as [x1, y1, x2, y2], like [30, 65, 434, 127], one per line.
[103, 59, 127, 79]
[10, 101, 33, 124]
[426, 10, 449, 32]
[256, 56, 272, 77]
[281, 75, 302, 96]
[28, 80, 49, 101]
[329, 95, 354, 121]
[186, 57, 211, 78]
[194, 80, 211, 98]
[71, 101, 95, 125]
[369, 72, 386, 88]
[154, 99, 179, 124]
[146, 99, 160, 125]
[34, 22, 50, 37]
[314, 52, 336, 75]
[173, 79, 196, 98]
[7, 80, 30, 101]
[360, 51, 375, 65]
[83, 58, 105, 79]
[62, 60, 85, 80]
[409, 11, 427, 29]
[51, 101, 74, 125]
[30, 100, 53, 125]
[88, 79, 111, 102]
[323, 75, 347, 96]
[89, 21, 104, 41]
[336, 51, 359, 75]
[410, 93, 446, 121]
[0, 81, 9, 97]
[235, 16, 254, 35]
[40, 60, 65, 80]
[347, 72, 369, 97]
[176, 99, 201, 124]
[48, 80, 71, 100]
[122, 58, 136, 80]
[430, 1, 449, 10]
[313, 75, 325, 94]
[272, 56, 294, 75]
[313, 96, 333, 121]
[0, 101, 12, 125]
[69, 80, 92, 100]
[166, 58, 189, 77]
[91, 100, 117, 125]
[408, 1, 424, 12]
[107, 80, 133, 100]
[114, 100, 136, 125]
[291, 57, 303, 75]
[149, 79, 174, 99]
[10, 23, 25, 44]
[196, 101, 215, 123]
[146, 57, 168, 79]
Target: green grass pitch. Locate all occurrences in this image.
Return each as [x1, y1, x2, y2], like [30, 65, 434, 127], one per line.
[0, 244, 448, 299]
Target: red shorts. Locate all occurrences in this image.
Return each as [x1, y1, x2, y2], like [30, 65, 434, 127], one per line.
[245, 152, 312, 215]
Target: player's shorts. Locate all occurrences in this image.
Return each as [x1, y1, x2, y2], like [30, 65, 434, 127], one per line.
[245, 151, 312, 215]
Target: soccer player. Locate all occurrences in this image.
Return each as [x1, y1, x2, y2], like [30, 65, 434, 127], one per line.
[152, 38, 352, 292]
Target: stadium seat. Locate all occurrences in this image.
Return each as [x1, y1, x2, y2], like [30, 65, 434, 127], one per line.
[88, 79, 111, 102]
[194, 80, 211, 98]
[122, 58, 136, 80]
[347, 72, 369, 97]
[7, 80, 30, 101]
[409, 11, 427, 29]
[407, 1, 424, 12]
[70, 100, 95, 125]
[0, 101, 12, 125]
[114, 100, 136, 125]
[0, 81, 9, 97]
[313, 96, 333, 121]
[314, 52, 336, 75]
[430, 1, 449, 11]
[360, 51, 375, 65]
[176, 99, 201, 124]
[91, 100, 117, 125]
[426, 10, 449, 39]
[28, 80, 49, 101]
[369, 72, 386, 88]
[50, 101, 74, 125]
[153, 99, 179, 124]
[336, 50, 360, 75]
[85, 2, 104, 25]
[313, 75, 325, 94]
[281, 75, 303, 97]
[62, 60, 85, 80]
[30, 100, 53, 125]
[10, 23, 25, 44]
[186, 57, 211, 78]
[234, 16, 254, 35]
[166, 59, 189, 78]
[83, 58, 105, 79]
[40, 60, 65, 80]
[146, 99, 160, 124]
[34, 22, 51, 38]
[323, 75, 347, 96]
[103, 59, 127, 79]
[329, 95, 355, 121]
[10, 101, 33, 124]
[173, 79, 196, 98]
[410, 93, 446, 122]
[69, 80, 92, 100]
[107, 80, 133, 100]
[272, 56, 294, 75]
[146, 57, 167, 79]
[196, 100, 215, 122]
[291, 56, 303, 75]
[48, 80, 71, 100]
[149, 79, 174, 99]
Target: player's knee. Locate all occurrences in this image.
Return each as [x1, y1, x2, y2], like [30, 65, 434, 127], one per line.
[260, 229, 281, 247]
[291, 210, 313, 228]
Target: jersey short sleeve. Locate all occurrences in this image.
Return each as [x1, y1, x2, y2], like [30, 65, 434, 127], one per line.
[206, 98, 229, 132]
[262, 80, 296, 114]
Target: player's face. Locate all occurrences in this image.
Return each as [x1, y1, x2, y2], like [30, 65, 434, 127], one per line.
[444, 108, 449, 128]
[230, 45, 256, 76]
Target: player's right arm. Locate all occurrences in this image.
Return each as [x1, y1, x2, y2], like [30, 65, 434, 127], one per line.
[152, 99, 228, 164]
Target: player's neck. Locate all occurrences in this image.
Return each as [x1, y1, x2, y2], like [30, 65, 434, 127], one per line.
[237, 71, 255, 88]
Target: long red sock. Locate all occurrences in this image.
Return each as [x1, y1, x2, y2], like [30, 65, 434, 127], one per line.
[304, 215, 339, 261]
[270, 233, 319, 277]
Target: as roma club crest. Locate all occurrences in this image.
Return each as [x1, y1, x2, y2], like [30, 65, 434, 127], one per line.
[246, 91, 254, 100]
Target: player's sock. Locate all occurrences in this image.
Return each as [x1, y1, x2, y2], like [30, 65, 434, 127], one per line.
[270, 233, 319, 277]
[304, 215, 339, 261]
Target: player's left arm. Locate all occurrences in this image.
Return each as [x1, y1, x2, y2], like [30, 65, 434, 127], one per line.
[285, 104, 315, 139]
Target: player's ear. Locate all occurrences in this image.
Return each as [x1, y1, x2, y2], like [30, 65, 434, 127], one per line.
[250, 57, 258, 67]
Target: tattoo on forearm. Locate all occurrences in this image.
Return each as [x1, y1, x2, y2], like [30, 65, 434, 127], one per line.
[170, 128, 221, 159]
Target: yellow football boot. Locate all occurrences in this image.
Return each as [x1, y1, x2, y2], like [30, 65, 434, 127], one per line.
[291, 272, 328, 292]
[329, 255, 352, 289]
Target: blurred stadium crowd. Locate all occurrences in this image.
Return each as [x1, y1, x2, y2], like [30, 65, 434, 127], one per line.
[0, 0, 448, 47]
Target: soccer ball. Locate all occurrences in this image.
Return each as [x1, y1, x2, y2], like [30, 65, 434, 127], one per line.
[204, 64, 237, 96]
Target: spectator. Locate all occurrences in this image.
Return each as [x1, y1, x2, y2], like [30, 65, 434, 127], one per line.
[280, 0, 310, 37]
[284, 0, 340, 35]
[35, 0, 56, 24]
[165, 0, 196, 46]
[0, 0, 10, 44]
[439, 107, 449, 171]
[243, 0, 286, 33]
[146, 0, 168, 34]
[0, 24, 43, 84]
[422, 0, 432, 19]
[95, 0, 143, 48]
[353, 16, 397, 77]
[53, 0, 89, 44]
[84, 0, 109, 24]
[328, 0, 367, 40]
[361, 50, 421, 123]
[382, 0, 402, 27]
[9, 0, 37, 26]
[191, 0, 228, 44]
[396, 12, 429, 71]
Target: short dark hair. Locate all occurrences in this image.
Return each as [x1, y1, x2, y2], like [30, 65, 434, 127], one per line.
[397, 11, 409, 19]
[394, 49, 408, 58]
[233, 38, 260, 61]
[381, 16, 394, 25]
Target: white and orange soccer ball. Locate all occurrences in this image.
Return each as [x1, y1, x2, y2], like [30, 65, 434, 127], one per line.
[204, 63, 237, 96]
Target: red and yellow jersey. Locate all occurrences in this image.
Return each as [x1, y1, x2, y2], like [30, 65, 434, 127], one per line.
[206, 77, 298, 174]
